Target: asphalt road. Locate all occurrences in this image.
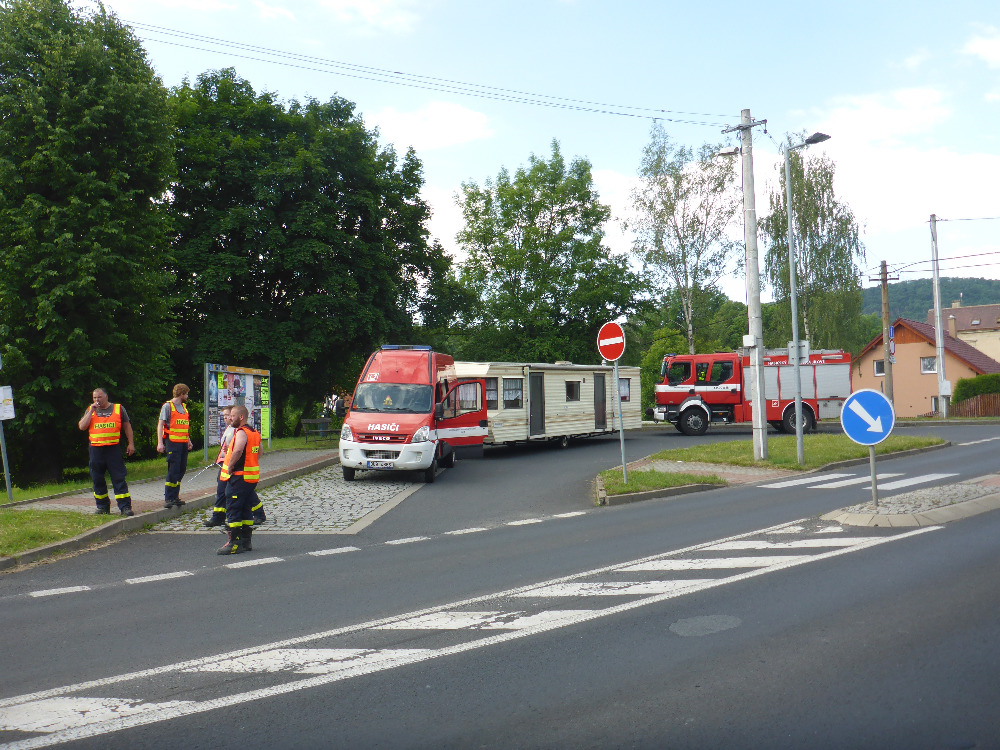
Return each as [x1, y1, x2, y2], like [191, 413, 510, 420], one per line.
[1, 422, 999, 748]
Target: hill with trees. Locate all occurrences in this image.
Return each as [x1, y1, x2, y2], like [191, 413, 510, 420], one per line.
[862, 278, 1000, 323]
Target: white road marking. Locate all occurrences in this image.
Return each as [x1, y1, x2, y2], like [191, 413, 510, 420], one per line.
[705, 538, 878, 550]
[0, 521, 942, 750]
[620, 556, 812, 571]
[188, 648, 429, 675]
[810, 474, 901, 489]
[385, 536, 429, 545]
[28, 587, 90, 598]
[816, 526, 844, 533]
[0, 698, 194, 733]
[446, 527, 489, 535]
[515, 581, 713, 597]
[507, 519, 543, 526]
[874, 473, 956, 490]
[958, 437, 1000, 446]
[552, 512, 586, 518]
[770, 525, 805, 534]
[308, 547, 360, 556]
[224, 557, 283, 569]
[125, 572, 192, 585]
[377, 610, 596, 631]
[759, 474, 852, 488]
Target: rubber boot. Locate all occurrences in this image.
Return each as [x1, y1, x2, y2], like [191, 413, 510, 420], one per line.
[243, 526, 253, 552]
[216, 527, 244, 555]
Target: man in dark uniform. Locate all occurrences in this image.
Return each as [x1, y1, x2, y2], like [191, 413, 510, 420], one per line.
[217, 405, 260, 555]
[77, 388, 135, 516]
[157, 383, 194, 509]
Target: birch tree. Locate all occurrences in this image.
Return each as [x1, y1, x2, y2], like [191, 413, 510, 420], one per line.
[629, 123, 741, 354]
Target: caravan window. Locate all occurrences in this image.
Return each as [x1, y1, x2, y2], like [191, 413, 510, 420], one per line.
[485, 378, 498, 410]
[618, 378, 631, 402]
[502, 378, 523, 409]
[566, 381, 581, 401]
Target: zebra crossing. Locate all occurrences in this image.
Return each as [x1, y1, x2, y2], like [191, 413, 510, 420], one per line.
[760, 471, 957, 492]
[0, 518, 941, 749]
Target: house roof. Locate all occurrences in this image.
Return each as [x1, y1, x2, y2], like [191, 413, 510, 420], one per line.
[925, 303, 1000, 332]
[859, 318, 1000, 375]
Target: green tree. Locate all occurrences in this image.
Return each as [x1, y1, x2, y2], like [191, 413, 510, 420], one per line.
[455, 140, 643, 363]
[168, 70, 444, 428]
[760, 139, 866, 350]
[628, 123, 741, 354]
[0, 0, 175, 483]
[638, 328, 688, 413]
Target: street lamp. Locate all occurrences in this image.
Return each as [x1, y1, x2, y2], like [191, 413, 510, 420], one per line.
[783, 132, 830, 466]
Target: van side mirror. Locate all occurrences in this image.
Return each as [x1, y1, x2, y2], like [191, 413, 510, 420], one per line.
[334, 397, 346, 418]
[434, 402, 444, 420]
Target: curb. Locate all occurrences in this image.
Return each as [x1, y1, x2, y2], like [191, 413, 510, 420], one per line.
[821, 491, 1000, 528]
[0, 455, 340, 572]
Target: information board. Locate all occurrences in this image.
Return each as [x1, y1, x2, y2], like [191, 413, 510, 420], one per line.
[204, 364, 271, 460]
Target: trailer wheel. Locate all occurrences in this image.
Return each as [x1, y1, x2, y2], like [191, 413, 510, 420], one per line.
[342, 466, 356, 481]
[558, 435, 570, 449]
[781, 406, 815, 434]
[678, 408, 709, 436]
[423, 457, 437, 483]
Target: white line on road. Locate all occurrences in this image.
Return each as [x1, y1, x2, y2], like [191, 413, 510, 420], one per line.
[874, 473, 957, 490]
[28, 587, 90, 598]
[620, 556, 812, 571]
[445, 527, 489, 535]
[125, 572, 193, 585]
[759, 474, 853, 488]
[507, 519, 544, 526]
[308, 547, 360, 556]
[705, 538, 879, 550]
[958, 437, 1000, 446]
[809, 474, 901, 489]
[385, 536, 429, 545]
[224, 557, 283, 569]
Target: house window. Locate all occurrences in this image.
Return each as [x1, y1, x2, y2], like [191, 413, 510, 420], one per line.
[920, 357, 937, 374]
[873, 359, 885, 376]
[485, 377, 498, 410]
[502, 378, 523, 409]
[618, 378, 631, 402]
[565, 381, 581, 402]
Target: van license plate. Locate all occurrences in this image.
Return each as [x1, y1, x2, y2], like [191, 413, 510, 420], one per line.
[366, 460, 393, 470]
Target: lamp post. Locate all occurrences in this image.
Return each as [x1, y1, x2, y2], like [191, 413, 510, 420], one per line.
[783, 132, 830, 466]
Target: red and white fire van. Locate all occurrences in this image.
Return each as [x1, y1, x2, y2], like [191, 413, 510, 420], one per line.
[335, 346, 488, 483]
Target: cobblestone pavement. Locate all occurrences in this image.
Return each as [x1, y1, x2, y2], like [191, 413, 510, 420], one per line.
[639, 459, 796, 485]
[840, 474, 1000, 516]
[154, 465, 425, 534]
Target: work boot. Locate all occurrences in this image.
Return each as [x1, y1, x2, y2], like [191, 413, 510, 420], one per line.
[121, 508, 134, 517]
[94, 507, 111, 515]
[252, 511, 266, 525]
[202, 512, 226, 527]
[243, 527, 253, 552]
[216, 528, 244, 555]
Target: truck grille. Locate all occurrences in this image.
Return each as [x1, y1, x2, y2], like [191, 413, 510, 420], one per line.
[357, 433, 407, 443]
[362, 449, 400, 460]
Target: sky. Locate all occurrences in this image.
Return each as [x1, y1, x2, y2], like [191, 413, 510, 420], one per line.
[80, 0, 1000, 305]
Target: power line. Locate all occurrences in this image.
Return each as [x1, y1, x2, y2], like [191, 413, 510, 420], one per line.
[930, 216, 1000, 222]
[886, 250, 1000, 275]
[128, 20, 736, 127]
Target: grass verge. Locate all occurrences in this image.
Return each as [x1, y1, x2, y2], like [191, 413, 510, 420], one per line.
[0, 508, 116, 558]
[600, 433, 945, 497]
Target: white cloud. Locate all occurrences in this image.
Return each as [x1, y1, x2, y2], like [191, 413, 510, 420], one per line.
[99, 0, 237, 11]
[368, 101, 493, 152]
[963, 26, 1000, 68]
[423, 185, 464, 259]
[316, 0, 422, 34]
[254, 1, 295, 21]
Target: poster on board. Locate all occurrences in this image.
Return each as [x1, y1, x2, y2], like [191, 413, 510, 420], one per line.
[203, 364, 271, 460]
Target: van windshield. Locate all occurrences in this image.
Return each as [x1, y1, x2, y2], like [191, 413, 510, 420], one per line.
[351, 383, 433, 414]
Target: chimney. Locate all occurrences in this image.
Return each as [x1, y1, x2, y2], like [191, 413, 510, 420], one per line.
[948, 314, 957, 338]
[951, 300, 962, 308]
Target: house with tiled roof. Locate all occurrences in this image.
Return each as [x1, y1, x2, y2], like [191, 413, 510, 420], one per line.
[854, 318, 1000, 417]
[925, 300, 1000, 362]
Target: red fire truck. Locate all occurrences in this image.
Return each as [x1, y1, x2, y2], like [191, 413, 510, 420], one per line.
[647, 348, 853, 436]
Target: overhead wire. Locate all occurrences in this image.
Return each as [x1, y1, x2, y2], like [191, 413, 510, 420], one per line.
[127, 20, 736, 127]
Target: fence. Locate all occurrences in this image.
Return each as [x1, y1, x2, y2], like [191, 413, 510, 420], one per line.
[949, 393, 1000, 418]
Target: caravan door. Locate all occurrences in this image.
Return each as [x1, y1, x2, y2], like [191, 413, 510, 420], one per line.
[594, 373, 607, 430]
[529, 373, 545, 436]
[436, 379, 489, 459]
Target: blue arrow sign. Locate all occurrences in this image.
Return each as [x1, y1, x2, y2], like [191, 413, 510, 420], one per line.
[841, 389, 895, 445]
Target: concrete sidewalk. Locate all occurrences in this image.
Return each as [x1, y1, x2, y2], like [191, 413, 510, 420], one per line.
[0, 448, 339, 570]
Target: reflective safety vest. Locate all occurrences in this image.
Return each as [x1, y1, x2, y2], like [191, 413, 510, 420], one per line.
[164, 401, 190, 444]
[89, 404, 122, 447]
[220, 425, 261, 484]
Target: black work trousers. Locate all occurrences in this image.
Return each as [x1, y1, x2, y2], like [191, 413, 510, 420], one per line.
[164, 442, 188, 503]
[89, 445, 131, 511]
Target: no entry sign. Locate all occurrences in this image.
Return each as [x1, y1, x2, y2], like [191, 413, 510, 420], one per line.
[597, 322, 626, 361]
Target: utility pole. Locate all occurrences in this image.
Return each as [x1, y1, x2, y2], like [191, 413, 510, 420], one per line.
[930, 214, 949, 417]
[868, 260, 898, 403]
[722, 109, 768, 461]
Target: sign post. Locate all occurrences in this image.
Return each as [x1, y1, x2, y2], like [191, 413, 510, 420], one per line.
[0, 385, 14, 503]
[598, 322, 628, 485]
[840, 389, 895, 507]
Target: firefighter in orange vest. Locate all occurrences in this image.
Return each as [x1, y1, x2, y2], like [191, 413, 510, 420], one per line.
[77, 388, 135, 516]
[204, 406, 267, 528]
[217, 404, 261, 554]
[157, 383, 194, 509]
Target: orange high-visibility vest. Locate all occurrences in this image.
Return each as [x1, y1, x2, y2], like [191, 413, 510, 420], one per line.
[220, 426, 261, 484]
[164, 402, 190, 444]
[89, 404, 122, 447]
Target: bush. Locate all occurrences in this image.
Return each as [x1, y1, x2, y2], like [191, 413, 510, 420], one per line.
[952, 373, 1000, 403]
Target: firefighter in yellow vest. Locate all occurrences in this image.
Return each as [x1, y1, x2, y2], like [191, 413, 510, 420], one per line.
[217, 404, 261, 555]
[77, 388, 135, 516]
[157, 383, 194, 509]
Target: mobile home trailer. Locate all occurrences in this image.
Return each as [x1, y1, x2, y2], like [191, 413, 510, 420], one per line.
[454, 361, 642, 446]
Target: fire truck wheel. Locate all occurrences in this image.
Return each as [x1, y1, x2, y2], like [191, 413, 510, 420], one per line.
[423, 457, 438, 483]
[781, 407, 815, 434]
[678, 408, 709, 436]
[342, 466, 356, 481]
[768, 420, 783, 432]
[441, 448, 456, 468]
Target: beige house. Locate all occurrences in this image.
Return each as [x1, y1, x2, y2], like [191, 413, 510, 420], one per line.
[925, 300, 1000, 362]
[854, 318, 1000, 417]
